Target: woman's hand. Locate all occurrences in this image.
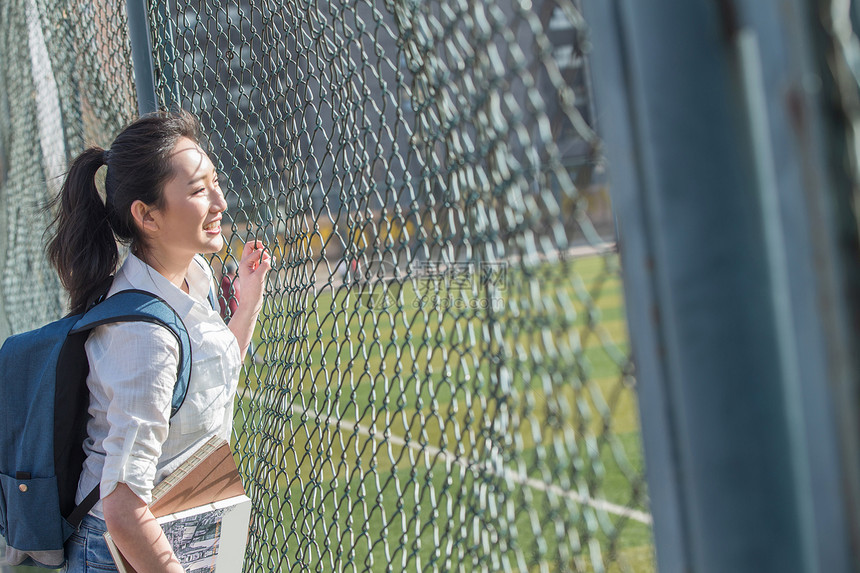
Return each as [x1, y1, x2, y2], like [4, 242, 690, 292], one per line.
[236, 240, 271, 314]
[228, 240, 272, 357]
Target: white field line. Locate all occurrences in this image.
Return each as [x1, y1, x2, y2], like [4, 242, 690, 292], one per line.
[510, 241, 618, 264]
[241, 389, 652, 526]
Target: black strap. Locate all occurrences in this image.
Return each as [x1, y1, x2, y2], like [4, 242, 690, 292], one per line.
[72, 289, 192, 418]
[67, 486, 100, 529]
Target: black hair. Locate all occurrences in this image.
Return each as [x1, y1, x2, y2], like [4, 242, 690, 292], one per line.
[46, 110, 201, 314]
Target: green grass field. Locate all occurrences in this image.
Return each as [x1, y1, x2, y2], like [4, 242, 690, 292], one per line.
[231, 252, 655, 572]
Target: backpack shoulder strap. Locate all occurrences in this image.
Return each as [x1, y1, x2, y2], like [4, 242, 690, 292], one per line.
[63, 290, 192, 529]
[70, 289, 192, 418]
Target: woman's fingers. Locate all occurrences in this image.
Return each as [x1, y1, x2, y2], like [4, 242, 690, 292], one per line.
[239, 241, 272, 274]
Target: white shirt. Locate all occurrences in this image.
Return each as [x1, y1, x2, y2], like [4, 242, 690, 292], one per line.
[75, 253, 241, 518]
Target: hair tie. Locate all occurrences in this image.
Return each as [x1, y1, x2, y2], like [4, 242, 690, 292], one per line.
[102, 149, 111, 165]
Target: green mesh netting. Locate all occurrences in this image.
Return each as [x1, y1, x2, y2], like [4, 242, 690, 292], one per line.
[0, 0, 137, 337]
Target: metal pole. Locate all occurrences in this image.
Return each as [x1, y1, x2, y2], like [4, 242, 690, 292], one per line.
[125, 0, 158, 115]
[577, 2, 690, 569]
[581, 0, 860, 571]
[155, 0, 179, 109]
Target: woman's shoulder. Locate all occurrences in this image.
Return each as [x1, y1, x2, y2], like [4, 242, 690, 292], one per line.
[87, 319, 179, 359]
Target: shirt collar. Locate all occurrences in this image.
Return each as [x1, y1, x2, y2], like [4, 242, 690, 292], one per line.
[117, 253, 212, 319]
[185, 257, 213, 304]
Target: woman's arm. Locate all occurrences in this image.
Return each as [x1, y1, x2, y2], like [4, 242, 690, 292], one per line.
[227, 240, 271, 357]
[102, 483, 185, 573]
[88, 322, 181, 570]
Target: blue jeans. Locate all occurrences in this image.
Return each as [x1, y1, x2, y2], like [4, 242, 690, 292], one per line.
[62, 515, 118, 572]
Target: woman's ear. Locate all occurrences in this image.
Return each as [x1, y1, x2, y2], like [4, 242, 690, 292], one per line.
[130, 199, 160, 235]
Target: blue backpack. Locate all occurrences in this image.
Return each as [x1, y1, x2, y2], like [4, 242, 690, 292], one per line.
[0, 289, 193, 568]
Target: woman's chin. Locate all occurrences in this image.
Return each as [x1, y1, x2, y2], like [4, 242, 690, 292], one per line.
[202, 235, 224, 254]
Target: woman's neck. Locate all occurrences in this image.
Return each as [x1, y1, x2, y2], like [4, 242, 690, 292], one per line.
[134, 247, 192, 292]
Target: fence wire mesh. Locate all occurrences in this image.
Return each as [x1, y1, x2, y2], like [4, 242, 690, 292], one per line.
[0, 0, 652, 571]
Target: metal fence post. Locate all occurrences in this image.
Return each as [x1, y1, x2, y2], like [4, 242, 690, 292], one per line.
[577, 2, 690, 569]
[152, 0, 179, 110]
[582, 0, 860, 571]
[126, 0, 157, 115]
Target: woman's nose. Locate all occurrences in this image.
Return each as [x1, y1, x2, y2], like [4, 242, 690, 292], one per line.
[211, 188, 228, 212]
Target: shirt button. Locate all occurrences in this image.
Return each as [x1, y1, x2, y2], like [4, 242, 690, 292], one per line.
[18, 484, 27, 493]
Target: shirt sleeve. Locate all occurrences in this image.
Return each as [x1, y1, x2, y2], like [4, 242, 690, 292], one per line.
[86, 321, 179, 504]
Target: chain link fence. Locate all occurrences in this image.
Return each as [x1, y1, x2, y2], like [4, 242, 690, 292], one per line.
[0, 0, 652, 571]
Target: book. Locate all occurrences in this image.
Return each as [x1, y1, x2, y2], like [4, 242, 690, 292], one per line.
[149, 436, 246, 516]
[104, 495, 251, 573]
[103, 437, 251, 573]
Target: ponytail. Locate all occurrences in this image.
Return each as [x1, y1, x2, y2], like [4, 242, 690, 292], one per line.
[46, 147, 118, 314]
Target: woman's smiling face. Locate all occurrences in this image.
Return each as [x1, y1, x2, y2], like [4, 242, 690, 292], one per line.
[149, 137, 227, 259]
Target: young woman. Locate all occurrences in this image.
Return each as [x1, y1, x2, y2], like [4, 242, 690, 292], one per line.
[46, 111, 270, 572]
